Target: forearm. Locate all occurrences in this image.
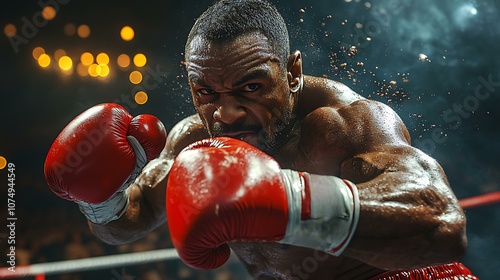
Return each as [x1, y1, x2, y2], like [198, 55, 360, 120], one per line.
[341, 156, 467, 269]
[89, 157, 171, 245]
[89, 183, 166, 244]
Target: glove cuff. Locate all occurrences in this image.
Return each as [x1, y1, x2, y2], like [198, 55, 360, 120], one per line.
[280, 170, 360, 256]
[77, 189, 130, 224]
[77, 135, 147, 224]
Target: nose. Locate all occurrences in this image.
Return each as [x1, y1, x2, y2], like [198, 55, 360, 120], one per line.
[213, 94, 246, 125]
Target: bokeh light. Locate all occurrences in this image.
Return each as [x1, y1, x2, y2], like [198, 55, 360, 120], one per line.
[134, 91, 148, 105]
[38, 54, 51, 67]
[133, 53, 147, 67]
[0, 156, 6, 170]
[129, 71, 143, 84]
[88, 64, 100, 77]
[98, 64, 110, 77]
[76, 63, 89, 77]
[54, 49, 67, 61]
[120, 26, 135, 41]
[42, 6, 57, 20]
[80, 52, 94, 66]
[58, 56, 73, 71]
[64, 23, 76, 36]
[117, 54, 131, 68]
[77, 24, 91, 38]
[4, 23, 16, 37]
[32, 47, 45, 60]
[96, 53, 109, 65]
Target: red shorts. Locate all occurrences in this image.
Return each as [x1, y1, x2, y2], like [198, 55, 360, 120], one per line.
[370, 262, 478, 280]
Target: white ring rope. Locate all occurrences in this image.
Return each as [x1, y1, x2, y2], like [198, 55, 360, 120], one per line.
[0, 248, 179, 279]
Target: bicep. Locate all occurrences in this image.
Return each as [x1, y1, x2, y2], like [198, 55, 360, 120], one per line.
[299, 99, 411, 175]
[336, 102, 465, 240]
[335, 100, 462, 214]
[341, 146, 467, 263]
[341, 146, 459, 213]
[302, 100, 466, 266]
[336, 101, 455, 198]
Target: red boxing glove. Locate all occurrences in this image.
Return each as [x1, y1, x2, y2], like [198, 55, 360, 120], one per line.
[166, 137, 360, 270]
[167, 137, 289, 269]
[44, 103, 167, 224]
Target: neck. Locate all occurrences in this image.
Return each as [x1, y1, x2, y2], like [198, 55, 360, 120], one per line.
[263, 74, 304, 154]
[263, 111, 301, 155]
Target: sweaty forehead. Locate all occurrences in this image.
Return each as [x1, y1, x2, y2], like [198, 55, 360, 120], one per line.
[185, 32, 279, 80]
[187, 31, 274, 57]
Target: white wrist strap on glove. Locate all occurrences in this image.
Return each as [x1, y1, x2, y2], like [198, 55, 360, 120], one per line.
[77, 135, 148, 225]
[280, 169, 360, 256]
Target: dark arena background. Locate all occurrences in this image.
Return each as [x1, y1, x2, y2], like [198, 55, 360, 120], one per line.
[1, 0, 499, 279]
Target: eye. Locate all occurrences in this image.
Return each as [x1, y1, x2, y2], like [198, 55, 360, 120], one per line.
[197, 88, 217, 95]
[241, 83, 261, 92]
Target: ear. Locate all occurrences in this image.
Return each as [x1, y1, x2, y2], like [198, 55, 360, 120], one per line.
[287, 50, 303, 93]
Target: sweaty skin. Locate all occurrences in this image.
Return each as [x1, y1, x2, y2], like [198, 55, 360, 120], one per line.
[89, 32, 467, 279]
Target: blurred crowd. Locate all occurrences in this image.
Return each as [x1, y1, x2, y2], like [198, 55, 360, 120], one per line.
[2, 191, 250, 280]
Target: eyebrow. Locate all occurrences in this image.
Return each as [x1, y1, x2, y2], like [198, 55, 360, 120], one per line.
[188, 74, 208, 87]
[233, 69, 272, 87]
[187, 68, 273, 88]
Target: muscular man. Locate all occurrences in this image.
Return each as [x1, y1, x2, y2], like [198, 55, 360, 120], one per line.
[44, 0, 477, 279]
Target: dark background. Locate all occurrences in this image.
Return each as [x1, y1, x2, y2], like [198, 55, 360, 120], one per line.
[1, 0, 499, 279]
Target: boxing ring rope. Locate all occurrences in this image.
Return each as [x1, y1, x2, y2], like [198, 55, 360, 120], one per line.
[1, 192, 499, 279]
[0, 248, 179, 279]
[458, 191, 500, 209]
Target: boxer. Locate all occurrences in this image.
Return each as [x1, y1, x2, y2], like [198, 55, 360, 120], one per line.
[44, 0, 478, 279]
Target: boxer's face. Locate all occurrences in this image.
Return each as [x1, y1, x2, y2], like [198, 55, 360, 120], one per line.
[186, 32, 295, 150]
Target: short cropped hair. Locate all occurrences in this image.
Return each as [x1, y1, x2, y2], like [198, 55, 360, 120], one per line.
[185, 0, 290, 70]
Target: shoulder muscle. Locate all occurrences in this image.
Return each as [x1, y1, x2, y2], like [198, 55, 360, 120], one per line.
[299, 100, 411, 167]
[165, 114, 209, 157]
